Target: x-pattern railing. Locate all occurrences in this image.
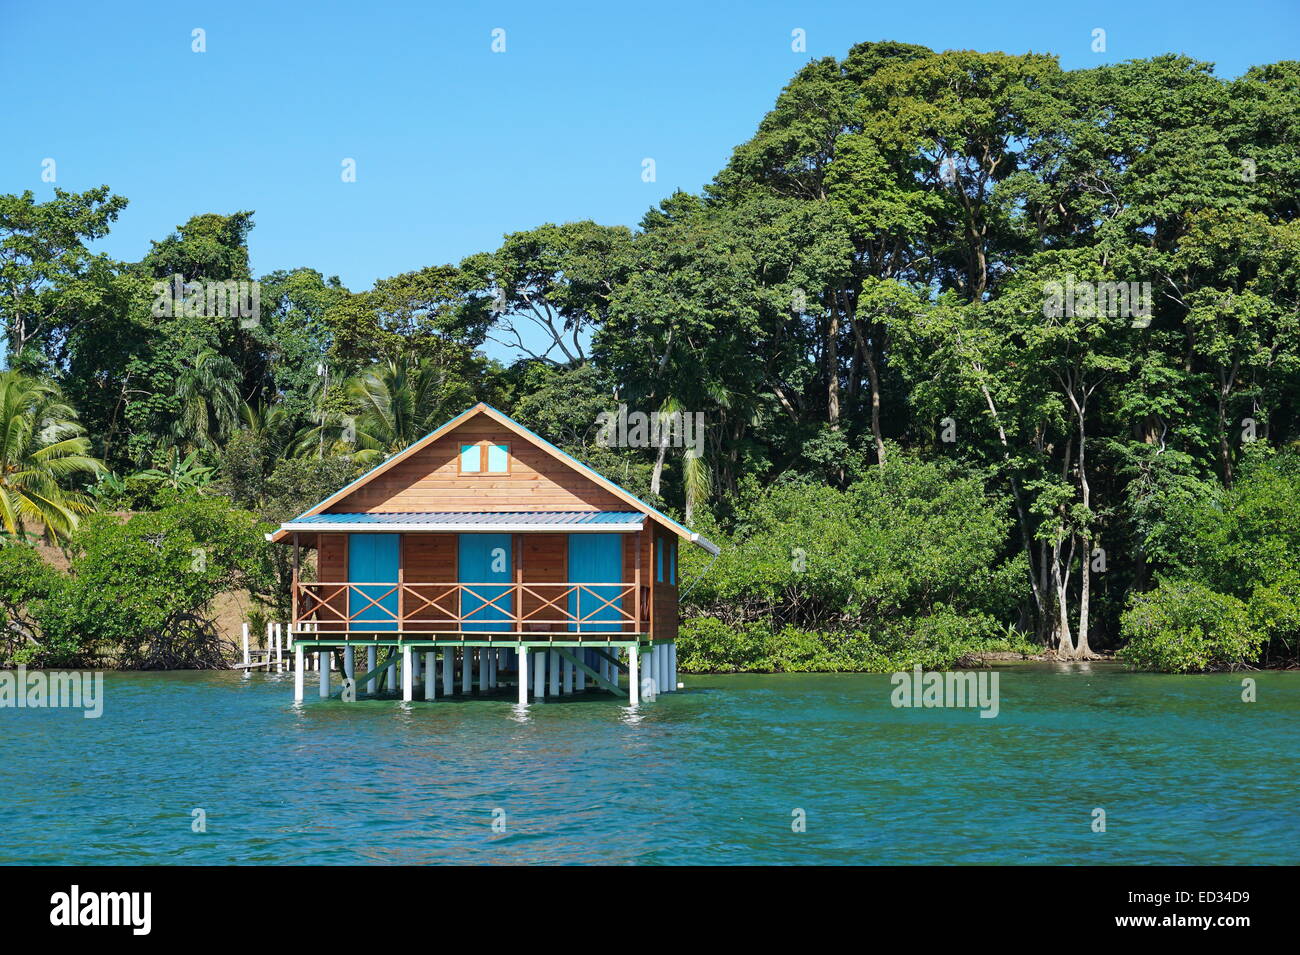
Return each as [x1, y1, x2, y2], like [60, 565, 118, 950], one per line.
[295, 582, 646, 630]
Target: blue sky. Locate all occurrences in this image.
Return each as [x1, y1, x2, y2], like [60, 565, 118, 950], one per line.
[2, 0, 1296, 354]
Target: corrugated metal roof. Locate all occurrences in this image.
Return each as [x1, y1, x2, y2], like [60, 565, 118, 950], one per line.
[282, 511, 644, 530]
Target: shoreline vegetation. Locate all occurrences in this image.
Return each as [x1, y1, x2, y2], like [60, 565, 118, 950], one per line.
[2, 41, 1299, 676]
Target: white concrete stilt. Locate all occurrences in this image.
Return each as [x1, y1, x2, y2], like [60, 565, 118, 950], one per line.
[628, 645, 639, 706]
[411, 651, 420, 682]
[274, 624, 283, 672]
[575, 650, 586, 692]
[442, 649, 454, 696]
[367, 646, 377, 695]
[424, 651, 436, 700]
[402, 646, 413, 702]
[549, 650, 560, 697]
[242, 623, 250, 667]
[658, 642, 668, 693]
[478, 647, 488, 694]
[318, 652, 329, 698]
[534, 648, 546, 699]
[294, 645, 304, 701]
[344, 645, 355, 683]
[490, 650, 499, 689]
[561, 653, 573, 695]
[462, 648, 473, 694]
[669, 641, 678, 690]
[518, 648, 529, 705]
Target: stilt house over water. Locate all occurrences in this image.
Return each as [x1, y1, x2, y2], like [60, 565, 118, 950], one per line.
[270, 403, 719, 706]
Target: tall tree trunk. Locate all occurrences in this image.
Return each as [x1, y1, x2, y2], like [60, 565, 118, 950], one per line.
[1051, 529, 1075, 657]
[1068, 383, 1098, 660]
[848, 316, 886, 467]
[975, 373, 1046, 630]
[826, 305, 840, 428]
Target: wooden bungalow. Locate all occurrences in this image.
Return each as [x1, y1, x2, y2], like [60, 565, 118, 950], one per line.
[270, 402, 719, 705]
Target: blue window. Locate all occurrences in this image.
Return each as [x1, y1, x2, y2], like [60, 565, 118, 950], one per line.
[656, 537, 664, 582]
[460, 444, 480, 472]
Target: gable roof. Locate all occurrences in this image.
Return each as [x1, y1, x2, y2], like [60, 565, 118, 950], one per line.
[269, 403, 720, 554]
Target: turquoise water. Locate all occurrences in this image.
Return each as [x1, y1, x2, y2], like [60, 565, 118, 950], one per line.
[2, 663, 1296, 864]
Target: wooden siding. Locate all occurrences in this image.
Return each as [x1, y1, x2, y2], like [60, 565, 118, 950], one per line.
[401, 533, 457, 631]
[314, 533, 348, 631]
[520, 533, 567, 632]
[324, 425, 626, 514]
[650, 528, 679, 642]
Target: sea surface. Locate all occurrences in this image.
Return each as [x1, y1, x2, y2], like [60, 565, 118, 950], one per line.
[2, 663, 1296, 864]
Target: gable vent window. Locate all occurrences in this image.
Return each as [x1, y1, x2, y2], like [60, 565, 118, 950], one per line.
[459, 441, 511, 475]
[459, 444, 481, 473]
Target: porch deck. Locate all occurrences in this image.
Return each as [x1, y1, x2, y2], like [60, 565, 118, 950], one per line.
[293, 580, 648, 638]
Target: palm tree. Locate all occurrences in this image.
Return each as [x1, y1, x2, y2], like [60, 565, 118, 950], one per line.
[238, 398, 292, 462]
[294, 357, 471, 464]
[171, 347, 240, 452]
[0, 371, 105, 540]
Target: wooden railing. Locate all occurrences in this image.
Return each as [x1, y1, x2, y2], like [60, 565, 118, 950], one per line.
[294, 582, 649, 634]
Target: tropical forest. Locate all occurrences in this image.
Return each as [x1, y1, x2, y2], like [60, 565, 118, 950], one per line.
[2, 42, 1298, 674]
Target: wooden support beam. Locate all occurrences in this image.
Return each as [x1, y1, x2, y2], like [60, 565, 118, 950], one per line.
[345, 651, 396, 699]
[589, 647, 629, 673]
[553, 648, 620, 695]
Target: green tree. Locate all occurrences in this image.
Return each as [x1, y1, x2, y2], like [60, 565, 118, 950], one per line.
[0, 371, 104, 540]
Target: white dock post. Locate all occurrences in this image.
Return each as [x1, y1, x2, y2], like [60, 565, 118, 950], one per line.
[669, 642, 677, 690]
[575, 650, 586, 692]
[442, 649, 454, 696]
[318, 651, 329, 697]
[478, 647, 488, 694]
[548, 649, 560, 697]
[402, 646, 413, 702]
[518, 648, 529, 705]
[367, 646, 377, 695]
[294, 645, 304, 701]
[534, 647, 546, 699]
[628, 644, 639, 706]
[561, 653, 573, 695]
[242, 623, 250, 667]
[344, 645, 355, 683]
[424, 651, 436, 700]
[389, 651, 401, 692]
[658, 643, 667, 694]
[490, 650, 499, 689]
[274, 623, 283, 672]
[462, 648, 473, 694]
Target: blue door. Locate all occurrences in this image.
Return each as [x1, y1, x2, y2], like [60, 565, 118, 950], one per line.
[348, 534, 400, 631]
[568, 534, 623, 633]
[458, 534, 513, 632]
